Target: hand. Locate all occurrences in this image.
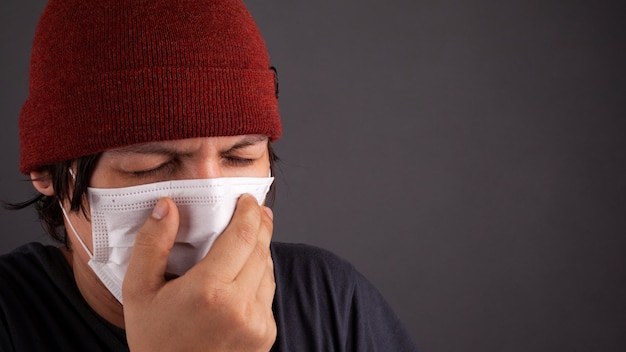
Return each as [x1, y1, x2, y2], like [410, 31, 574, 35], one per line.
[122, 194, 277, 352]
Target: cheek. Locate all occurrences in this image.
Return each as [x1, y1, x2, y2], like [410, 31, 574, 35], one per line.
[89, 164, 115, 188]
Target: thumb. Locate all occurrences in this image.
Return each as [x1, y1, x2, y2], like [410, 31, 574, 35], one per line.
[123, 197, 179, 302]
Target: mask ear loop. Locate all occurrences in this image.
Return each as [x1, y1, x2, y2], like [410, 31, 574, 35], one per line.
[59, 203, 93, 259]
[59, 167, 94, 258]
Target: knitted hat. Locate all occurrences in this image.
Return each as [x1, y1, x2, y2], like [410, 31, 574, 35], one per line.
[19, 0, 281, 174]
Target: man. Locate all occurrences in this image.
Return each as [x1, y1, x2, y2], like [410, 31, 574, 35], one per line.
[0, 0, 418, 351]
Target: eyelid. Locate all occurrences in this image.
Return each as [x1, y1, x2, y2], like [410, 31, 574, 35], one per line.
[221, 155, 254, 166]
[129, 159, 177, 177]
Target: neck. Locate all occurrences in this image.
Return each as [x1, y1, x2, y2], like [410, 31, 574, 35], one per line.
[61, 247, 126, 329]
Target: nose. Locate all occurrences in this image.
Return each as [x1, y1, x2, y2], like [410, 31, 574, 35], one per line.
[180, 141, 225, 179]
[189, 158, 223, 179]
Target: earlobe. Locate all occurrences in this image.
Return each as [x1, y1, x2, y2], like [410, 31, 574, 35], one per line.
[30, 170, 55, 196]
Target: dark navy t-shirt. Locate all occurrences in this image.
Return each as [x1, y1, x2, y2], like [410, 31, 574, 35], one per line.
[0, 242, 418, 351]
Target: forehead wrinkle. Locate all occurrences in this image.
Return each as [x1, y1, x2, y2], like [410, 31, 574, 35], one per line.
[225, 135, 268, 152]
[106, 143, 179, 155]
[107, 135, 268, 156]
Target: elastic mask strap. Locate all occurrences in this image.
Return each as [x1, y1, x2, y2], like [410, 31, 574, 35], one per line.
[59, 166, 93, 259]
[59, 203, 93, 259]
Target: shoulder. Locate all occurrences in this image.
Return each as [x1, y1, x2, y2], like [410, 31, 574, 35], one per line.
[271, 241, 352, 266]
[0, 242, 67, 282]
[271, 242, 360, 286]
[270, 241, 360, 305]
[269, 242, 420, 351]
[0, 243, 129, 351]
[0, 242, 73, 306]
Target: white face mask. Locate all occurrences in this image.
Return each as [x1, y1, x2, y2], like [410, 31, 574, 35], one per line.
[61, 176, 274, 304]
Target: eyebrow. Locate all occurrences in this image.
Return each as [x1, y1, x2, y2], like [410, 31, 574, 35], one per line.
[222, 135, 268, 154]
[108, 135, 268, 155]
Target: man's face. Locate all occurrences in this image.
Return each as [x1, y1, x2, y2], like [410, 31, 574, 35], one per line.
[67, 134, 271, 255]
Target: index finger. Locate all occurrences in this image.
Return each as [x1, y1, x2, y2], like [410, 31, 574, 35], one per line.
[191, 193, 262, 282]
[123, 197, 179, 302]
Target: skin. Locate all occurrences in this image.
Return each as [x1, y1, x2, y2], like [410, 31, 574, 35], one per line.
[30, 135, 277, 351]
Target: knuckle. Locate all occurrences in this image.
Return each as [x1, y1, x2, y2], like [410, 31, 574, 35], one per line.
[254, 215, 273, 249]
[237, 307, 275, 346]
[260, 276, 277, 300]
[193, 282, 276, 349]
[134, 228, 171, 258]
[265, 318, 278, 348]
[261, 212, 273, 232]
[259, 219, 273, 243]
[254, 243, 271, 261]
[232, 305, 251, 327]
[235, 219, 259, 247]
[198, 284, 230, 307]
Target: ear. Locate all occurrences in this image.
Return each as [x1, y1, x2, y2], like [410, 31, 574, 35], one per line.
[30, 170, 55, 196]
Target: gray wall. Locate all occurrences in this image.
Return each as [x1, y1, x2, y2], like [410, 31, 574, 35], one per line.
[2, 0, 625, 351]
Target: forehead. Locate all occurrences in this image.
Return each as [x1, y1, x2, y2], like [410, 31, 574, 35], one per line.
[105, 135, 268, 155]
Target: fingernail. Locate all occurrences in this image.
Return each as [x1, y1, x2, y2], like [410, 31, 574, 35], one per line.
[151, 198, 169, 220]
[263, 206, 274, 220]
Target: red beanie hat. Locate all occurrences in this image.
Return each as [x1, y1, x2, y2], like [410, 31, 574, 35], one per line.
[19, 0, 281, 174]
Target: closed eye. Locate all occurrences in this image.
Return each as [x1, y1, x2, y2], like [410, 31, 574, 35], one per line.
[130, 159, 178, 177]
[221, 155, 254, 167]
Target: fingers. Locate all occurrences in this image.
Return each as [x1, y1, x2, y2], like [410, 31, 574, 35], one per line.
[124, 193, 275, 306]
[123, 194, 277, 351]
[196, 194, 264, 282]
[123, 197, 180, 302]
[235, 204, 274, 294]
[256, 248, 276, 310]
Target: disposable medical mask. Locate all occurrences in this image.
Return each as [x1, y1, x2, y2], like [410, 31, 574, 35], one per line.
[61, 176, 274, 303]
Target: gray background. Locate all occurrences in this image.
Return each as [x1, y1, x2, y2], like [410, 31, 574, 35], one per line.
[1, 0, 625, 351]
